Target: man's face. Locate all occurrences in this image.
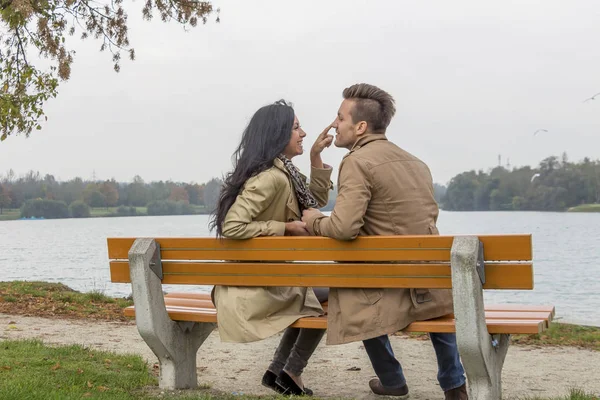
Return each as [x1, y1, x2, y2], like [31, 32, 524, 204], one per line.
[332, 99, 360, 150]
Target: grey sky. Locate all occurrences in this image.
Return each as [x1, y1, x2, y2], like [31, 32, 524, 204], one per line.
[1, 0, 599, 186]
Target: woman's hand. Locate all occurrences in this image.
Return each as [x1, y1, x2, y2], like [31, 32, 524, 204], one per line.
[284, 221, 310, 236]
[310, 124, 334, 168]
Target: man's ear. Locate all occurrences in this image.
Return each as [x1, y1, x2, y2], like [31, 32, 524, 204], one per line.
[356, 121, 368, 136]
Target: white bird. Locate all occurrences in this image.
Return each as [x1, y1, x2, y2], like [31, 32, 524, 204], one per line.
[533, 129, 548, 136]
[530, 173, 541, 182]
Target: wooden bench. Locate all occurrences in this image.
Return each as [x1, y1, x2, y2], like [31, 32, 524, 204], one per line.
[107, 235, 554, 400]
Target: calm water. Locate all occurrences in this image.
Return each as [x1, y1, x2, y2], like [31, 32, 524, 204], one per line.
[1, 212, 599, 326]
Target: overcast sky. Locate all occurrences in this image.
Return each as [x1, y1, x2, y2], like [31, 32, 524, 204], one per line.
[1, 0, 599, 186]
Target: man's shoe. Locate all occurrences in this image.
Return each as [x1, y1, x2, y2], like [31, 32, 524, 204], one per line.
[444, 384, 468, 400]
[368, 378, 409, 398]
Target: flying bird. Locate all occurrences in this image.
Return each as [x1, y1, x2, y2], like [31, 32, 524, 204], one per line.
[533, 129, 548, 136]
[583, 92, 600, 103]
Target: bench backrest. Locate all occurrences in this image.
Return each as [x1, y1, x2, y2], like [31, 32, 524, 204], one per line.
[108, 235, 533, 290]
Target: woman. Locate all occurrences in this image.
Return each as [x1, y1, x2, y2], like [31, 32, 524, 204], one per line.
[209, 100, 333, 396]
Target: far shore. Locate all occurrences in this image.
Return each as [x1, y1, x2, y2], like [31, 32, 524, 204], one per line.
[2, 203, 600, 221]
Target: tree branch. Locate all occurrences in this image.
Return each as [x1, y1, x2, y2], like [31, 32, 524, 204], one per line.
[0, 0, 12, 11]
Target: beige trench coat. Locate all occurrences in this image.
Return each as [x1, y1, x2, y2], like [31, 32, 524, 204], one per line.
[304, 134, 454, 345]
[213, 158, 333, 343]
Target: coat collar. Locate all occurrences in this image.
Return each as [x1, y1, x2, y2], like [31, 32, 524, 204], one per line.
[349, 133, 388, 153]
[273, 157, 288, 174]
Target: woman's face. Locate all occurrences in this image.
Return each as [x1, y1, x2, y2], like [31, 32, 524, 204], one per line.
[282, 115, 306, 159]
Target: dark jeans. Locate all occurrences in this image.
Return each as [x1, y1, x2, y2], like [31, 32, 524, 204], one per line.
[268, 327, 325, 376]
[268, 287, 329, 376]
[363, 333, 466, 391]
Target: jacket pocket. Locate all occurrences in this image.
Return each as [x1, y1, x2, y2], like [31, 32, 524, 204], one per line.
[410, 288, 433, 306]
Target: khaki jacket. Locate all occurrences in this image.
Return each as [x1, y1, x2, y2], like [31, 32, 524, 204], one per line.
[304, 134, 453, 345]
[213, 158, 333, 343]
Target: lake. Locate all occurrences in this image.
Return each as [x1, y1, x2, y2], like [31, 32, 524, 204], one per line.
[1, 211, 598, 326]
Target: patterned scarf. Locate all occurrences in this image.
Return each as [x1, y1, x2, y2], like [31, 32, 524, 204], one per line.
[277, 154, 318, 211]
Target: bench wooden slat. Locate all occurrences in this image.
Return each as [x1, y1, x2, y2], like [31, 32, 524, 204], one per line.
[162, 292, 556, 318]
[484, 304, 555, 318]
[162, 293, 555, 318]
[123, 292, 552, 334]
[122, 304, 547, 334]
[157, 296, 551, 324]
[107, 235, 532, 262]
[110, 261, 533, 290]
[403, 319, 546, 334]
[158, 301, 550, 325]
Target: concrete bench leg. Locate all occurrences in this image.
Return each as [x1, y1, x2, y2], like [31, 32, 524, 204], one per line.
[451, 236, 509, 400]
[128, 238, 216, 390]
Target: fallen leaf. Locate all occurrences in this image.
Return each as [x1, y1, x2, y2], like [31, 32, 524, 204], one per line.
[126, 364, 133, 369]
[87, 381, 94, 388]
[104, 359, 112, 364]
[82, 393, 92, 398]
[1, 366, 11, 370]
[97, 386, 109, 392]
[51, 362, 61, 371]
[346, 366, 361, 371]
[8, 321, 16, 325]
[77, 368, 84, 374]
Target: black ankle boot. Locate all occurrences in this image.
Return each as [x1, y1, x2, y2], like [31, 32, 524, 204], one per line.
[275, 370, 313, 396]
[261, 370, 286, 394]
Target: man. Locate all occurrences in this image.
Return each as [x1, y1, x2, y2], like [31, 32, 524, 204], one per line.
[302, 83, 467, 400]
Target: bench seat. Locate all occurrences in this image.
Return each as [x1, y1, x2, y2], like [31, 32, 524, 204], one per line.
[123, 292, 554, 334]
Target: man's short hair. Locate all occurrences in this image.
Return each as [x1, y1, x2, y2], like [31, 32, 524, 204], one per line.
[342, 83, 396, 132]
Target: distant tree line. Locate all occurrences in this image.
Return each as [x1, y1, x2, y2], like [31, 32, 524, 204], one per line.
[0, 171, 224, 218]
[7, 153, 592, 219]
[440, 153, 600, 211]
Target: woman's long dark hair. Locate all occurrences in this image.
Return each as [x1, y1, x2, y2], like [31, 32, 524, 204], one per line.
[209, 100, 295, 237]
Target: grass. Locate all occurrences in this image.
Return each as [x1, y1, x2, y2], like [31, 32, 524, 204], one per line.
[0, 340, 285, 400]
[511, 322, 600, 351]
[89, 207, 148, 218]
[0, 208, 21, 221]
[523, 388, 599, 400]
[567, 204, 600, 212]
[397, 322, 600, 351]
[88, 205, 210, 217]
[0, 281, 133, 321]
[0, 206, 209, 220]
[0, 339, 156, 400]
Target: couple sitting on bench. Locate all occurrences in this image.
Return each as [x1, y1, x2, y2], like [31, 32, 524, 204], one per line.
[209, 83, 467, 400]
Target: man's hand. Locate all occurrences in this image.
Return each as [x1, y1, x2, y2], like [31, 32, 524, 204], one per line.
[310, 124, 334, 168]
[284, 221, 309, 236]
